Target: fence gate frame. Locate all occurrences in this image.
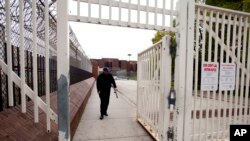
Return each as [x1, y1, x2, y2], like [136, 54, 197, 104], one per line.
[56, 0, 196, 140]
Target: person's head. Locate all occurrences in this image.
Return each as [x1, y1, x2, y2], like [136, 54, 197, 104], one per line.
[103, 67, 109, 75]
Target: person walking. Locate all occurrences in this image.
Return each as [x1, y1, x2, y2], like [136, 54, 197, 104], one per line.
[96, 67, 117, 120]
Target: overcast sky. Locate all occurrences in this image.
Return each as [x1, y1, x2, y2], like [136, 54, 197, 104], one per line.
[70, 22, 156, 61]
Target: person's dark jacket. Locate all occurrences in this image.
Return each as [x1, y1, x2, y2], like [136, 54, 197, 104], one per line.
[97, 73, 117, 92]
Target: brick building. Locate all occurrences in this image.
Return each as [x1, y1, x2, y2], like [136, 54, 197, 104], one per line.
[91, 58, 137, 79]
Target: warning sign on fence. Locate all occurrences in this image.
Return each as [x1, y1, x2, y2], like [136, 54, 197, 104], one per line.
[219, 63, 236, 90]
[201, 62, 219, 91]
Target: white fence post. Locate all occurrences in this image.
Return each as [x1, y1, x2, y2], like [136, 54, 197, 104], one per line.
[32, 0, 39, 123]
[6, 0, 13, 107]
[19, 0, 26, 113]
[161, 36, 172, 141]
[184, 0, 195, 141]
[45, 0, 51, 132]
[57, 0, 71, 140]
[175, 0, 188, 140]
[175, 0, 195, 141]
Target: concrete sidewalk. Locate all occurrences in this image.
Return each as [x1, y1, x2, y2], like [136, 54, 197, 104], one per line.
[73, 81, 153, 141]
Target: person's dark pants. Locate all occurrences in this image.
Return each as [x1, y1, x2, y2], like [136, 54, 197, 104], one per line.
[99, 89, 111, 116]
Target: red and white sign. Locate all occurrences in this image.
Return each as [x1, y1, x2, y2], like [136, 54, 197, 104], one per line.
[201, 62, 219, 91]
[219, 63, 236, 90]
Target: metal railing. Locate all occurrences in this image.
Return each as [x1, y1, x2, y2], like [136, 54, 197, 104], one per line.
[69, 0, 178, 32]
[0, 44, 57, 110]
[191, 3, 250, 141]
[0, 0, 93, 135]
[137, 36, 172, 141]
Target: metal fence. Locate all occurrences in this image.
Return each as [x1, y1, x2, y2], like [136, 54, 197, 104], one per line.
[190, 4, 250, 141]
[0, 44, 57, 110]
[137, 1, 250, 141]
[0, 0, 92, 134]
[137, 36, 173, 141]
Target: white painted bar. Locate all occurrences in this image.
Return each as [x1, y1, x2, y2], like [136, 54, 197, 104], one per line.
[128, 0, 131, 23]
[88, 0, 91, 19]
[226, 14, 232, 62]
[222, 13, 228, 139]
[204, 10, 213, 140]
[32, 0, 39, 123]
[109, 0, 112, 24]
[184, 1, 194, 140]
[239, 17, 247, 125]
[163, 36, 171, 141]
[19, 0, 26, 113]
[146, 0, 149, 27]
[154, 0, 157, 26]
[199, 8, 207, 141]
[170, 0, 174, 28]
[208, 11, 213, 60]
[77, 0, 80, 19]
[244, 25, 250, 124]
[224, 14, 231, 137]
[229, 14, 238, 126]
[218, 12, 226, 140]
[162, 0, 165, 28]
[234, 16, 242, 124]
[150, 50, 154, 127]
[57, 0, 70, 140]
[6, 0, 13, 107]
[99, 0, 101, 21]
[192, 7, 200, 140]
[119, 0, 121, 25]
[158, 42, 164, 140]
[147, 51, 150, 121]
[137, 0, 140, 25]
[45, 0, 51, 132]
[212, 11, 219, 140]
[68, 15, 177, 31]
[176, 0, 188, 140]
[137, 53, 140, 120]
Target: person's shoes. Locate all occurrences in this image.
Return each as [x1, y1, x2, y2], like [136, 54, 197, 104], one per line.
[104, 113, 108, 116]
[100, 115, 103, 120]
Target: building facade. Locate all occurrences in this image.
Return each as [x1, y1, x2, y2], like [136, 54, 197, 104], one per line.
[91, 58, 137, 79]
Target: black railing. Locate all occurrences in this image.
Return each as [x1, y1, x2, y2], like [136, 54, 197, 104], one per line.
[0, 45, 57, 111]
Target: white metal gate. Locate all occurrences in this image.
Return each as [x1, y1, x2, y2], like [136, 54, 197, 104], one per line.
[137, 36, 172, 141]
[2, 0, 246, 140]
[190, 3, 250, 141]
[62, 0, 194, 141]
[45, 0, 250, 140]
[137, 1, 250, 141]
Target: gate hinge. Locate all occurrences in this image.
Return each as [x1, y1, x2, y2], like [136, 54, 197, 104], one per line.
[169, 38, 177, 58]
[168, 88, 176, 110]
[167, 127, 174, 141]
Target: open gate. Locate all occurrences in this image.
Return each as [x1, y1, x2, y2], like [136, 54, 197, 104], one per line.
[137, 2, 250, 141]
[2, 0, 250, 140]
[137, 36, 172, 140]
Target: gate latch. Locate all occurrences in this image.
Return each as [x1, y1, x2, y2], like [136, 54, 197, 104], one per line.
[169, 38, 177, 58]
[167, 127, 174, 141]
[168, 88, 176, 110]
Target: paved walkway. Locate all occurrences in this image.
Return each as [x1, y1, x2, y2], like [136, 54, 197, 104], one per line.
[73, 80, 153, 141]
